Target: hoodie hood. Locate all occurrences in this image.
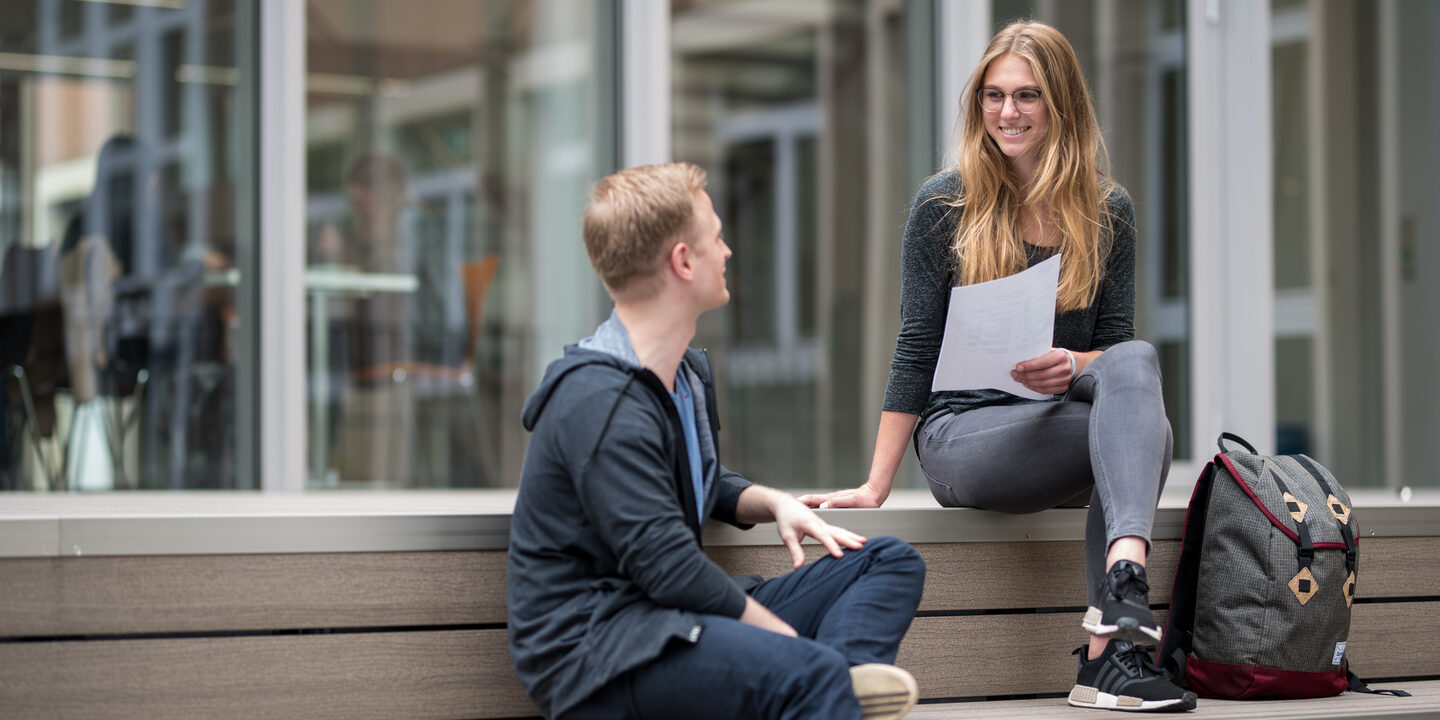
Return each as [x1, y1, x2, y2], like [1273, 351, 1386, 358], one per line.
[521, 311, 643, 432]
[521, 311, 720, 487]
[578, 309, 642, 366]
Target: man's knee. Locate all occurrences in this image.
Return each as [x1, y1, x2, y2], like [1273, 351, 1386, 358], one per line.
[863, 536, 926, 582]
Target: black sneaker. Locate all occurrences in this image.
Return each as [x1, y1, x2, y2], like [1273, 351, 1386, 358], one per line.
[1069, 640, 1197, 712]
[1082, 559, 1161, 643]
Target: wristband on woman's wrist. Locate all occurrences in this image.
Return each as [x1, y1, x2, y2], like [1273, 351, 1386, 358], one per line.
[1061, 348, 1076, 381]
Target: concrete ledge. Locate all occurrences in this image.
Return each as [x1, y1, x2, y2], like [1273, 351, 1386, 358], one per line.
[2, 489, 1438, 557]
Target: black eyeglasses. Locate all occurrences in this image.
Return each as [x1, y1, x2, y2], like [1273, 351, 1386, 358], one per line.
[977, 87, 1043, 114]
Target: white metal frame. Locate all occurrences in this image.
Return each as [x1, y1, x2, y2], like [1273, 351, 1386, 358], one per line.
[1187, 0, 1275, 458]
[935, 2, 990, 167]
[621, 0, 670, 167]
[258, 0, 306, 491]
[1378, 0, 1402, 488]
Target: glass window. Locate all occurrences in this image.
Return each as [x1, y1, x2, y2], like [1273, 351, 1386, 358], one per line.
[1271, 0, 1313, 459]
[1, 0, 255, 491]
[304, 0, 616, 488]
[994, 0, 1193, 460]
[1272, 0, 1440, 489]
[672, 0, 936, 488]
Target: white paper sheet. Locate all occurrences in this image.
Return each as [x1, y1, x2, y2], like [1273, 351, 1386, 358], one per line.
[931, 254, 1061, 400]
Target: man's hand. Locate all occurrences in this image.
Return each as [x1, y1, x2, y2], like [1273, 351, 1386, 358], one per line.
[737, 485, 868, 568]
[796, 482, 886, 509]
[739, 595, 797, 637]
[1012, 347, 1075, 395]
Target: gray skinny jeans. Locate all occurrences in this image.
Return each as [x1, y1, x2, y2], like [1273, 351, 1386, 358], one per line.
[916, 340, 1172, 607]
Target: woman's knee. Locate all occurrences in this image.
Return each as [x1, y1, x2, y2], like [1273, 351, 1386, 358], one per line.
[1084, 340, 1163, 394]
[1098, 340, 1160, 375]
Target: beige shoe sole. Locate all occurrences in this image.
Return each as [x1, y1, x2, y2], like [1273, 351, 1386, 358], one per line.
[850, 663, 919, 720]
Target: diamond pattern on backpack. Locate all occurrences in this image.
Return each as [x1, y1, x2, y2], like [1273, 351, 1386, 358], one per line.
[1327, 495, 1351, 524]
[1283, 492, 1308, 523]
[1344, 571, 1356, 609]
[1288, 567, 1318, 605]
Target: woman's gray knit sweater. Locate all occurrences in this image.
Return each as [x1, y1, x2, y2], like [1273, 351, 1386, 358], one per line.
[883, 170, 1137, 426]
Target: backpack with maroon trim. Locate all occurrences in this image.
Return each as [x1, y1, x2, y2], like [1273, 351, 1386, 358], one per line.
[1159, 433, 1409, 699]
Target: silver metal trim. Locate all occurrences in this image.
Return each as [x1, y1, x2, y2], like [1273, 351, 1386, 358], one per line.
[3, 491, 1436, 558]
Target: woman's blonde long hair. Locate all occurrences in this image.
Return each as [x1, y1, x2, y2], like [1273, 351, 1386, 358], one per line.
[949, 20, 1118, 312]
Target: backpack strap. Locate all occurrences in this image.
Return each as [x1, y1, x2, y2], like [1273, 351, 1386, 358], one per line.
[1291, 454, 1358, 576]
[1267, 465, 1317, 573]
[1217, 432, 1258, 454]
[1160, 460, 1218, 682]
[1347, 669, 1412, 697]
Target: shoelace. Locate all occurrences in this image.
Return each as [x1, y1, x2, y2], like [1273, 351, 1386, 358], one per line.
[1110, 564, 1150, 600]
[1112, 642, 1167, 679]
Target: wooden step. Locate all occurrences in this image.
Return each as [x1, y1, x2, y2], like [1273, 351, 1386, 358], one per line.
[910, 679, 1440, 719]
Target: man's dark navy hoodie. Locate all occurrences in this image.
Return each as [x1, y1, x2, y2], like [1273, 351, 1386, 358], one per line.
[508, 314, 757, 718]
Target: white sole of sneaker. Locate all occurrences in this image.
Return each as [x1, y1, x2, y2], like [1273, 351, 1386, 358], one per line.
[1068, 684, 1197, 712]
[1082, 606, 1163, 643]
[850, 663, 919, 720]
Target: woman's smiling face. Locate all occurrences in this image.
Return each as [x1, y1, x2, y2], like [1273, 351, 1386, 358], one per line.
[981, 52, 1049, 176]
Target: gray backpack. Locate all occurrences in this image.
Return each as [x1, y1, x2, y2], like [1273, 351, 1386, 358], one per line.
[1159, 433, 1407, 699]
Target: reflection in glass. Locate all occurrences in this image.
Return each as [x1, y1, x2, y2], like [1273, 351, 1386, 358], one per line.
[304, 0, 615, 488]
[673, 0, 933, 488]
[1271, 5, 1313, 460]
[1270, 0, 1440, 488]
[0, 0, 252, 491]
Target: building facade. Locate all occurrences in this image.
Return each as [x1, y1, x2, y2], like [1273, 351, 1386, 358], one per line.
[0, 0, 1435, 493]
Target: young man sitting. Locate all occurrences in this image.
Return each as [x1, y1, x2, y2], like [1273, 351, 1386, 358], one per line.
[507, 162, 927, 719]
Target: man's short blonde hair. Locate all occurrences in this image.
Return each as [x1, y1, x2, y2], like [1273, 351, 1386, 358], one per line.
[583, 162, 708, 300]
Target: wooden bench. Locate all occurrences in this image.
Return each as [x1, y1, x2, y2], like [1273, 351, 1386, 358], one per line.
[2, 491, 1438, 719]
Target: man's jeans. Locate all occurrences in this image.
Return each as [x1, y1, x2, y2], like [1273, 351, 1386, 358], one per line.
[558, 535, 925, 720]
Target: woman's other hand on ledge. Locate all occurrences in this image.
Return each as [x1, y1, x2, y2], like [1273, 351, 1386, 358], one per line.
[797, 483, 887, 509]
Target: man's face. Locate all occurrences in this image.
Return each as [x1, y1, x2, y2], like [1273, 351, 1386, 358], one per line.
[686, 189, 731, 311]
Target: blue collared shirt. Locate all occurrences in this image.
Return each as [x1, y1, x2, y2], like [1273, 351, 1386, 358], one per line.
[669, 370, 705, 521]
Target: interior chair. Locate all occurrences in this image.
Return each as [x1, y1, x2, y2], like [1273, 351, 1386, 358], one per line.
[351, 254, 500, 485]
[1, 243, 65, 490]
[1, 313, 57, 490]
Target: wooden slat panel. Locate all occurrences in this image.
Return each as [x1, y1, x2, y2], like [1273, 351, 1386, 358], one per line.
[915, 542, 1179, 612]
[714, 535, 1440, 610]
[0, 630, 537, 720]
[898, 602, 1440, 699]
[1348, 601, 1440, 678]
[1355, 537, 1440, 598]
[1, 605, 1431, 716]
[0, 551, 507, 637]
[4, 535, 1432, 639]
[897, 612, 1095, 698]
[897, 611, 1180, 698]
[712, 541, 1181, 612]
